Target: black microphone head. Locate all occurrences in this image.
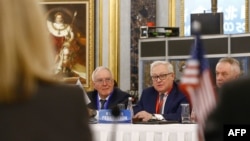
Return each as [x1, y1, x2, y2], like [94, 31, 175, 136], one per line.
[111, 106, 120, 118]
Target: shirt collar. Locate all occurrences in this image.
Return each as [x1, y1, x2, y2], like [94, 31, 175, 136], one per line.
[98, 94, 110, 101]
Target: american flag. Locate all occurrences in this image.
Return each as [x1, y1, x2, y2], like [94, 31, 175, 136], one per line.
[179, 32, 217, 141]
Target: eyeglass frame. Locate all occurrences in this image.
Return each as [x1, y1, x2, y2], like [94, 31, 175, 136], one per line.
[151, 73, 173, 81]
[94, 78, 113, 84]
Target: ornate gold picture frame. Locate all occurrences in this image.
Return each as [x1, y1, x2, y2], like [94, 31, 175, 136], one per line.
[40, 0, 94, 91]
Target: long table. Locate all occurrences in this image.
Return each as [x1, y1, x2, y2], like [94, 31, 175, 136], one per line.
[90, 123, 198, 141]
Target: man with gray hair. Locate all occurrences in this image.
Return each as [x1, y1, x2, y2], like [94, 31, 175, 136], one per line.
[191, 57, 241, 122]
[133, 61, 188, 122]
[87, 66, 130, 110]
[215, 57, 241, 88]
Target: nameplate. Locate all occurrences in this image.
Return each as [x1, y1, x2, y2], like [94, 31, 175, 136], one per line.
[98, 109, 132, 123]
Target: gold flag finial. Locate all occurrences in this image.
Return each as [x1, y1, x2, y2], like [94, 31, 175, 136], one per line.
[211, 0, 217, 13]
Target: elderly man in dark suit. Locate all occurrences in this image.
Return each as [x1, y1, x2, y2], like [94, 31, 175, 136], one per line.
[87, 66, 130, 110]
[133, 61, 188, 122]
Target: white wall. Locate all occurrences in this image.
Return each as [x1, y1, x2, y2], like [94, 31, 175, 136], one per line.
[156, 0, 169, 26]
[119, 0, 131, 91]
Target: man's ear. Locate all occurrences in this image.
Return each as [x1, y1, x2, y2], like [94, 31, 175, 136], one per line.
[171, 73, 175, 79]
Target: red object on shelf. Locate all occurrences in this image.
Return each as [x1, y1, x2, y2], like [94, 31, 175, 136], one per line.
[147, 22, 155, 27]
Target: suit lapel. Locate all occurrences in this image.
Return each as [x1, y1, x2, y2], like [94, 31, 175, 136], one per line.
[164, 85, 177, 113]
[150, 89, 159, 113]
[90, 91, 98, 109]
[106, 89, 116, 109]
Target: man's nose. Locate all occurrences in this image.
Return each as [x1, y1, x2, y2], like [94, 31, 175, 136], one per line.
[216, 74, 223, 80]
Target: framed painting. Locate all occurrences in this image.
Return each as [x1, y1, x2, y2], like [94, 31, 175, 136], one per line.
[40, 0, 94, 91]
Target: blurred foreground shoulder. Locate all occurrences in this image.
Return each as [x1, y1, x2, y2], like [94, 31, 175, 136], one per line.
[0, 82, 93, 141]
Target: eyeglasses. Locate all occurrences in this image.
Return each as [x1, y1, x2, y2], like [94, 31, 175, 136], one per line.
[94, 78, 113, 84]
[151, 73, 172, 81]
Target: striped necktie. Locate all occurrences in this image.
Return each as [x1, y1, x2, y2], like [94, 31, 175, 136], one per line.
[100, 99, 107, 109]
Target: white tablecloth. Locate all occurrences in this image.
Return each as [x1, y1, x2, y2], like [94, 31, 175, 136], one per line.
[90, 123, 198, 141]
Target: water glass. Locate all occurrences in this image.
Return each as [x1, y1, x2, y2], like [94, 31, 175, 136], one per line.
[117, 103, 125, 110]
[181, 103, 191, 123]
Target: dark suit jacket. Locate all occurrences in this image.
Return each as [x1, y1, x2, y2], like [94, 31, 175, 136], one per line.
[87, 87, 130, 110]
[0, 82, 92, 141]
[133, 82, 188, 121]
[204, 77, 250, 141]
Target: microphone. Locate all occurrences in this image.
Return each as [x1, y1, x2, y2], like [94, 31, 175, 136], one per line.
[111, 105, 121, 118]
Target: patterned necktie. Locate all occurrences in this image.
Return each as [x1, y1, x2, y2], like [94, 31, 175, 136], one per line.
[100, 99, 107, 109]
[158, 94, 165, 114]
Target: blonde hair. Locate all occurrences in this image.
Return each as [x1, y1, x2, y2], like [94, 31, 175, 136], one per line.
[0, 0, 57, 102]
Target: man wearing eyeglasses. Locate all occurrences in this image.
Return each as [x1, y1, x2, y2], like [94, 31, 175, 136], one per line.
[87, 66, 130, 111]
[133, 61, 189, 122]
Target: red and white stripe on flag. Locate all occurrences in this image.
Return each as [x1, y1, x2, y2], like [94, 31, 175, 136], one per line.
[180, 59, 217, 141]
[179, 27, 218, 140]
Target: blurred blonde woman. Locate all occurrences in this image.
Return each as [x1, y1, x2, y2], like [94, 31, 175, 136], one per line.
[0, 0, 92, 141]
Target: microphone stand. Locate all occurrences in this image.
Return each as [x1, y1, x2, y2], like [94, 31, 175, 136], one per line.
[111, 106, 120, 141]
